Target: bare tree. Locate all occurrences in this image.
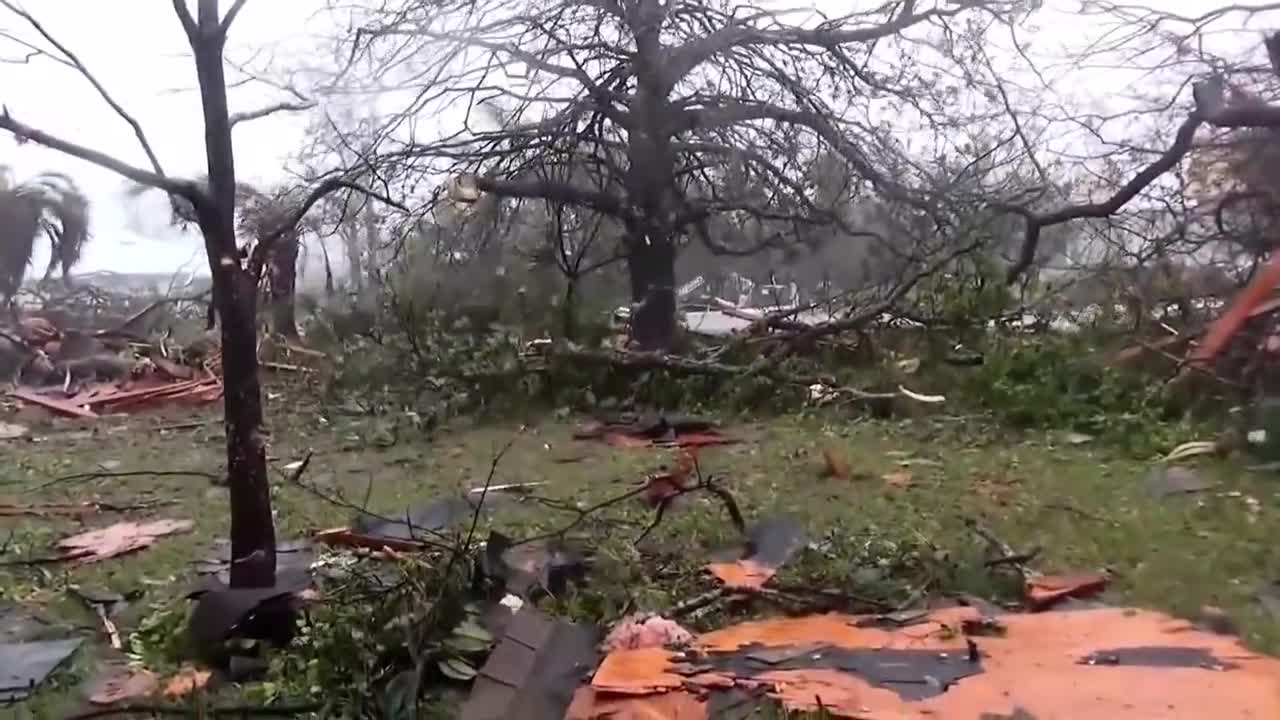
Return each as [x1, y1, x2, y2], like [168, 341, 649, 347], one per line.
[0, 0, 392, 588]
[997, 3, 1280, 285]
[332, 0, 1039, 349]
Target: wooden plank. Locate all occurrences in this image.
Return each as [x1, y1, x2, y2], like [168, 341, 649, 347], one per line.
[7, 387, 98, 418]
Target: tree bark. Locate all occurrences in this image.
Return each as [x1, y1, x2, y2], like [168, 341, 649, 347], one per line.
[623, 0, 680, 350]
[269, 231, 300, 337]
[190, 2, 276, 588]
[627, 235, 678, 350]
[341, 226, 361, 292]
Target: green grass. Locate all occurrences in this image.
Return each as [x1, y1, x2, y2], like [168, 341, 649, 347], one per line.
[3, 391, 1279, 717]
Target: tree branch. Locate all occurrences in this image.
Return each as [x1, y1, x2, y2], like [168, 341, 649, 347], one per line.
[221, 0, 251, 34]
[172, 0, 198, 40]
[229, 100, 316, 127]
[466, 175, 633, 221]
[1001, 113, 1204, 283]
[0, 107, 199, 200]
[665, 1, 1004, 83]
[247, 178, 410, 278]
[0, 0, 167, 177]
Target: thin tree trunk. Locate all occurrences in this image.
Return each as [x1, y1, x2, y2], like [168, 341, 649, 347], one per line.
[269, 232, 300, 338]
[341, 227, 361, 293]
[319, 238, 335, 296]
[362, 206, 378, 288]
[191, 4, 276, 588]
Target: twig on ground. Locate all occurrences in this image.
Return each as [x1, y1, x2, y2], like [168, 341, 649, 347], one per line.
[31, 469, 222, 492]
[64, 703, 320, 719]
[966, 518, 1038, 581]
[1043, 501, 1114, 524]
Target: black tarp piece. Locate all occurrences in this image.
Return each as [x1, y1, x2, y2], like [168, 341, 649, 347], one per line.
[459, 606, 599, 720]
[686, 642, 984, 702]
[1078, 646, 1238, 670]
[0, 637, 83, 701]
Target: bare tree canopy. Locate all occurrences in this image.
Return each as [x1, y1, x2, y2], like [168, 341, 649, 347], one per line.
[332, 0, 1053, 348]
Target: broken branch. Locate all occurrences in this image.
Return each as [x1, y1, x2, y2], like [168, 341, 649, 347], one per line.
[0, 108, 198, 200]
[229, 100, 316, 127]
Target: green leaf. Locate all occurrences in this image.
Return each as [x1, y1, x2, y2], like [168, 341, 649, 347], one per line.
[452, 620, 493, 643]
[444, 635, 492, 654]
[438, 657, 478, 682]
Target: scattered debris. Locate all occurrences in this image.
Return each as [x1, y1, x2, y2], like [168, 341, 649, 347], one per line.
[163, 666, 212, 699]
[0, 637, 82, 701]
[0, 499, 175, 517]
[574, 414, 736, 449]
[1062, 431, 1094, 445]
[602, 614, 693, 652]
[1165, 440, 1223, 462]
[1025, 571, 1109, 610]
[315, 495, 499, 551]
[571, 606, 1280, 718]
[459, 606, 599, 720]
[88, 665, 159, 705]
[1196, 605, 1239, 636]
[56, 519, 194, 563]
[707, 515, 807, 591]
[483, 532, 589, 599]
[1256, 581, 1280, 621]
[1145, 465, 1215, 497]
[882, 470, 915, 489]
[819, 446, 852, 480]
[2, 313, 224, 419]
[0, 421, 27, 440]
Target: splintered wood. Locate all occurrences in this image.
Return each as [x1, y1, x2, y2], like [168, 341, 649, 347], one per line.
[56, 519, 195, 563]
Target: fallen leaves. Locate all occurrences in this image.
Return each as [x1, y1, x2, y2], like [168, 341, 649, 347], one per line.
[56, 519, 194, 563]
[971, 472, 1020, 506]
[0, 422, 28, 440]
[882, 471, 914, 489]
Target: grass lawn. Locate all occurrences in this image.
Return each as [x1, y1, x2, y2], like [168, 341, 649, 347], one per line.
[3, 386, 1279, 717]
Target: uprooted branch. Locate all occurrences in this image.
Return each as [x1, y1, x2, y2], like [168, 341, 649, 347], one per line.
[0, 107, 198, 200]
[540, 345, 938, 404]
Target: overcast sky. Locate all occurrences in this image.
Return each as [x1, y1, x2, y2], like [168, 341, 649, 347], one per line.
[0, 0, 1271, 278]
[0, 0, 329, 276]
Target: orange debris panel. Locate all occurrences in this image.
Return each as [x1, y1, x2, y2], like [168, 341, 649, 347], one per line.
[706, 558, 776, 591]
[574, 606, 1280, 719]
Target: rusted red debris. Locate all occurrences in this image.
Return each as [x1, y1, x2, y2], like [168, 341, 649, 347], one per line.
[1025, 571, 1110, 610]
[4, 315, 223, 419]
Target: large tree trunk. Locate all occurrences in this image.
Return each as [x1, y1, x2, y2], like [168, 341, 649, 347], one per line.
[192, 3, 276, 589]
[628, 235, 678, 350]
[623, 0, 679, 351]
[269, 231, 300, 338]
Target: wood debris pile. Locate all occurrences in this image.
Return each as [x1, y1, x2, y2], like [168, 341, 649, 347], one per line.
[2, 312, 223, 419]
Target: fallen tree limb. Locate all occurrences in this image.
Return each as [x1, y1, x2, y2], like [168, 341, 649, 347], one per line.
[543, 345, 906, 401]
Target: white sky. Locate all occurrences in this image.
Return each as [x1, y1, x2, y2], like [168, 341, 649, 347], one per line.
[0, 0, 327, 275]
[0, 0, 1271, 277]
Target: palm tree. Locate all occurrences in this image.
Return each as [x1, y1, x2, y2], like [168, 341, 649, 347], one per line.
[0, 166, 91, 306]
